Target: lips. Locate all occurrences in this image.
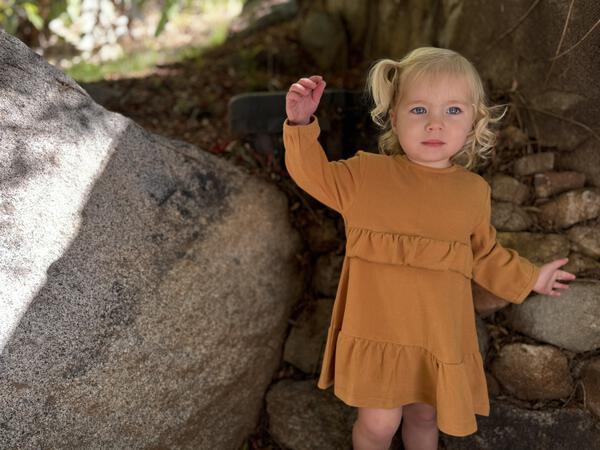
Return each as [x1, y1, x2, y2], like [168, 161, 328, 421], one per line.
[422, 140, 445, 146]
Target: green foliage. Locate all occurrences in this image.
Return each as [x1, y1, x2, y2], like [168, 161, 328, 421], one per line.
[64, 18, 228, 83]
[64, 49, 161, 82]
[155, 0, 180, 37]
[3, 0, 244, 82]
[0, 0, 45, 34]
[0, 0, 245, 40]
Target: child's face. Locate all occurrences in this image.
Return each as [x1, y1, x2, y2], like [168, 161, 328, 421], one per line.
[391, 73, 475, 169]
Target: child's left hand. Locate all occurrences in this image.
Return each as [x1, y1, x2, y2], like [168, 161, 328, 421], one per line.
[532, 257, 577, 297]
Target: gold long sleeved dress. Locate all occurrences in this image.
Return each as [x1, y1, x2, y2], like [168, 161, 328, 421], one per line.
[283, 115, 541, 437]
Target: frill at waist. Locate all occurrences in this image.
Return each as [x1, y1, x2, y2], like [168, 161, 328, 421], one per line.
[345, 227, 473, 279]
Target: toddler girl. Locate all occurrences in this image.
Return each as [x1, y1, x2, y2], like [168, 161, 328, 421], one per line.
[282, 47, 576, 450]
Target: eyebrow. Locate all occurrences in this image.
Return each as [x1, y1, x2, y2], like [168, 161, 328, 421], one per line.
[404, 100, 470, 106]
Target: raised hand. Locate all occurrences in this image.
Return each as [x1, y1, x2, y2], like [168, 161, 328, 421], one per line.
[285, 75, 326, 125]
[532, 258, 577, 297]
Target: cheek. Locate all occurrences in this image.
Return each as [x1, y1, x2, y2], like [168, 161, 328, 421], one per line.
[451, 118, 472, 134]
[397, 120, 419, 133]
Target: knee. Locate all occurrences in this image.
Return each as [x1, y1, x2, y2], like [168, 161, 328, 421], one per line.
[404, 404, 437, 426]
[355, 415, 401, 440]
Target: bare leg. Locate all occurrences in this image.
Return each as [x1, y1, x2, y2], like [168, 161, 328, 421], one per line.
[401, 402, 439, 450]
[352, 406, 403, 450]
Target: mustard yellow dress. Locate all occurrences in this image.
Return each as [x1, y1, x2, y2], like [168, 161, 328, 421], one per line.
[282, 116, 541, 437]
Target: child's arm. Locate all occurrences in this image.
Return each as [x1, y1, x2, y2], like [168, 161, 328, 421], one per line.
[470, 184, 543, 303]
[282, 76, 365, 214]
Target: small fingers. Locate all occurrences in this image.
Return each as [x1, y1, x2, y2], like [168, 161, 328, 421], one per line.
[289, 76, 324, 95]
[287, 90, 304, 102]
[559, 270, 577, 280]
[289, 83, 309, 96]
[548, 280, 571, 297]
[553, 257, 570, 269]
[298, 76, 319, 89]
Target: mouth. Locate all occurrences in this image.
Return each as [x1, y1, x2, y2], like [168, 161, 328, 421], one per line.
[422, 140, 445, 146]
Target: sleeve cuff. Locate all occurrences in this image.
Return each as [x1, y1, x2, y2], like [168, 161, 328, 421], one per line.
[283, 115, 320, 139]
[513, 262, 541, 304]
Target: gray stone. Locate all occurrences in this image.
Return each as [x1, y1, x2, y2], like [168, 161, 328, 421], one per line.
[491, 201, 533, 231]
[555, 138, 600, 188]
[513, 153, 555, 176]
[304, 213, 340, 254]
[490, 343, 573, 400]
[581, 358, 600, 419]
[534, 171, 586, 198]
[441, 399, 600, 449]
[496, 232, 570, 265]
[283, 298, 334, 374]
[504, 281, 600, 353]
[564, 252, 600, 278]
[491, 173, 529, 204]
[535, 187, 600, 230]
[567, 224, 600, 259]
[312, 252, 344, 297]
[228, 0, 299, 38]
[484, 370, 501, 397]
[530, 90, 587, 114]
[266, 378, 356, 450]
[0, 30, 304, 448]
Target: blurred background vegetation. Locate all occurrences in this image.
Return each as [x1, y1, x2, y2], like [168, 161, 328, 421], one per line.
[0, 0, 246, 81]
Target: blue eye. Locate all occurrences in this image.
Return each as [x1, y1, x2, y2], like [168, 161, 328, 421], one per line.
[410, 106, 426, 114]
[448, 106, 462, 114]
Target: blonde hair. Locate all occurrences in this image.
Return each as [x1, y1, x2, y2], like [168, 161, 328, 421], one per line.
[365, 47, 506, 170]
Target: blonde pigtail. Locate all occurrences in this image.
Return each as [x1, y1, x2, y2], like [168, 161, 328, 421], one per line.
[365, 59, 404, 154]
[365, 59, 399, 128]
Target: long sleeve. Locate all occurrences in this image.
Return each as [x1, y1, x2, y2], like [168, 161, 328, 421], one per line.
[283, 115, 365, 215]
[470, 184, 541, 304]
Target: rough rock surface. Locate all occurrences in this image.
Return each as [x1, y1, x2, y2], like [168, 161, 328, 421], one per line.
[0, 30, 303, 449]
[441, 399, 600, 450]
[490, 343, 573, 400]
[504, 281, 600, 353]
[266, 379, 356, 450]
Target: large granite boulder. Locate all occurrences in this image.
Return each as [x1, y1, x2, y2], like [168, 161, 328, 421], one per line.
[0, 29, 303, 449]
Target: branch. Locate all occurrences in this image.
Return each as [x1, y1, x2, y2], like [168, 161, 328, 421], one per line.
[548, 16, 600, 61]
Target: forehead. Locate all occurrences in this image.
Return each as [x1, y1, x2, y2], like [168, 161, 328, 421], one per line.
[399, 72, 472, 103]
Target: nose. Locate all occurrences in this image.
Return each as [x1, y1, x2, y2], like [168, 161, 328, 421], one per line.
[426, 117, 443, 131]
[426, 112, 443, 131]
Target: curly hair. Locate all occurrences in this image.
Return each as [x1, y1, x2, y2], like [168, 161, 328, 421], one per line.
[364, 47, 507, 170]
